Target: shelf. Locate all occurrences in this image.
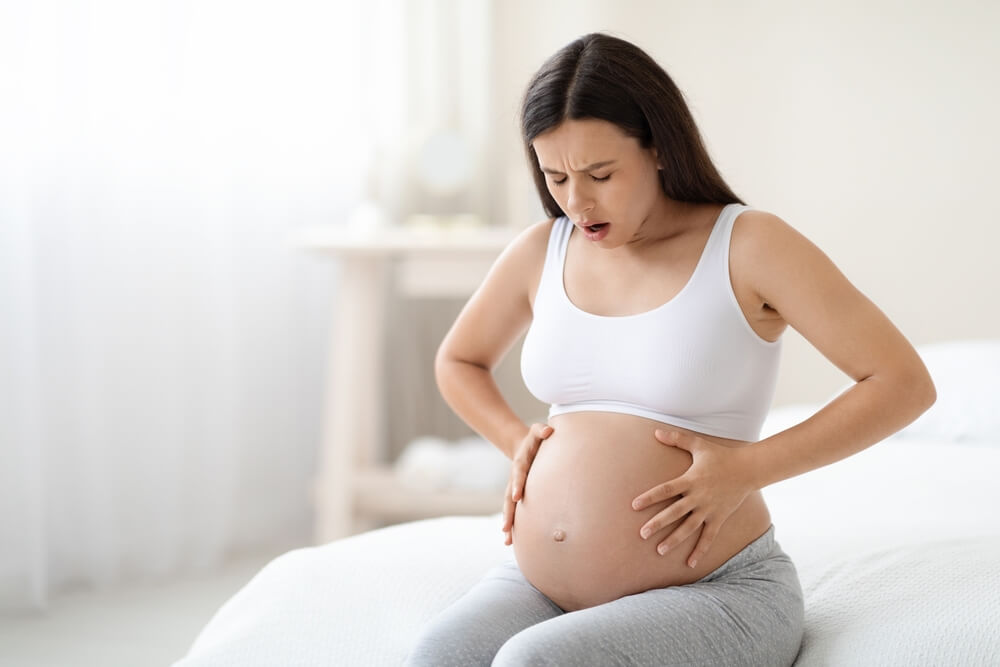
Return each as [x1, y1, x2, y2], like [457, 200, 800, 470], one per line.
[303, 226, 513, 543]
[291, 224, 517, 258]
[353, 467, 504, 522]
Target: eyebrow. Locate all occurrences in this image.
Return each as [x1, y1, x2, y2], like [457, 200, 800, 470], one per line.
[539, 160, 617, 175]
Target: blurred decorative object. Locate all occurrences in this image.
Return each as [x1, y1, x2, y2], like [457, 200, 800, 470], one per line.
[413, 128, 474, 197]
[347, 199, 390, 231]
[389, 0, 492, 229]
[393, 436, 509, 492]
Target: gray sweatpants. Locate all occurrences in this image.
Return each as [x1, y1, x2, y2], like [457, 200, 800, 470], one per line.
[403, 524, 804, 666]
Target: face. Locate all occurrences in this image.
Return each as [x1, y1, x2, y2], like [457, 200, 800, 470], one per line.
[531, 118, 669, 248]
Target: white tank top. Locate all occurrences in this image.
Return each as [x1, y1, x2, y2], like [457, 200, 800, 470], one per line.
[520, 203, 782, 442]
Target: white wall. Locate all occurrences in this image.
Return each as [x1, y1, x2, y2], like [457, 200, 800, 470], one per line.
[488, 0, 1000, 406]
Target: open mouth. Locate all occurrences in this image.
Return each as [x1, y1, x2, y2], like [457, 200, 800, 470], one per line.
[585, 223, 609, 233]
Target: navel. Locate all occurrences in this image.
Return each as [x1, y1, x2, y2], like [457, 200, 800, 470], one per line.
[552, 528, 567, 542]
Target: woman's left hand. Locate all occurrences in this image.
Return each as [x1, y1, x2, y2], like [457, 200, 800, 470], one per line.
[631, 429, 757, 568]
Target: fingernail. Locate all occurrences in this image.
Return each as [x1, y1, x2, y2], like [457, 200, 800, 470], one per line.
[640, 528, 650, 539]
[658, 545, 668, 555]
[632, 500, 642, 510]
[690, 560, 698, 568]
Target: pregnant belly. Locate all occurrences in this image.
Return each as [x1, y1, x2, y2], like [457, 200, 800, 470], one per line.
[511, 411, 772, 612]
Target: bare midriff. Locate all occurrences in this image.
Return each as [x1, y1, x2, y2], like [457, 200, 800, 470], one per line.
[511, 411, 772, 612]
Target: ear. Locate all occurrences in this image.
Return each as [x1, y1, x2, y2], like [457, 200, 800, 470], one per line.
[651, 146, 663, 170]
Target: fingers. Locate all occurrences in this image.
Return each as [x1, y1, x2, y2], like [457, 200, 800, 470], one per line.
[654, 429, 681, 444]
[501, 496, 513, 546]
[632, 478, 686, 510]
[502, 475, 519, 546]
[638, 497, 694, 539]
[654, 429, 701, 453]
[654, 513, 704, 557]
[532, 423, 554, 440]
[504, 423, 553, 545]
[502, 477, 515, 528]
[512, 423, 553, 502]
[510, 459, 527, 502]
[686, 521, 721, 569]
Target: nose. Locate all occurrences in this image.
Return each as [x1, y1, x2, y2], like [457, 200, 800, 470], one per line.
[565, 178, 595, 217]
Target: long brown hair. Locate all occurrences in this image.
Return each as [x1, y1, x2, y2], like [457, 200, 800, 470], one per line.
[520, 33, 744, 219]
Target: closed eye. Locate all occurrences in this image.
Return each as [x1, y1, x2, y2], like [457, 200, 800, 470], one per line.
[551, 174, 611, 185]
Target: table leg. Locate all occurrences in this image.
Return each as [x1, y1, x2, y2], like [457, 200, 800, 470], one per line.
[312, 256, 388, 544]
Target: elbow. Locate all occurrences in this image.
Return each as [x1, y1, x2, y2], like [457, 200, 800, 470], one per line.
[434, 337, 493, 400]
[433, 343, 452, 394]
[907, 361, 937, 420]
[920, 372, 937, 414]
[433, 342, 473, 396]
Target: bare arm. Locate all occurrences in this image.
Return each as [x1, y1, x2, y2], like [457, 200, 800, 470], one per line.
[635, 209, 937, 567]
[434, 219, 551, 459]
[736, 211, 936, 488]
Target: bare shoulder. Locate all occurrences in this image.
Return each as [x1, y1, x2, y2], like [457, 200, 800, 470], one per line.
[502, 216, 554, 262]
[488, 216, 555, 305]
[439, 217, 556, 369]
[729, 208, 833, 290]
[729, 207, 858, 324]
[730, 208, 811, 256]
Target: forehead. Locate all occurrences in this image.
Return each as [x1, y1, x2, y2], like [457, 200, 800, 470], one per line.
[532, 119, 639, 166]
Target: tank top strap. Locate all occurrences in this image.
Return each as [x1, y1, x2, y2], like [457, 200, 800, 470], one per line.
[691, 203, 752, 293]
[535, 216, 573, 308]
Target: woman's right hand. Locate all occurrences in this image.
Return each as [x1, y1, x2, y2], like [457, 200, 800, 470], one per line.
[502, 423, 554, 546]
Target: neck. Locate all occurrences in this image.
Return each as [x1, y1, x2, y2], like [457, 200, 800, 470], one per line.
[626, 197, 698, 251]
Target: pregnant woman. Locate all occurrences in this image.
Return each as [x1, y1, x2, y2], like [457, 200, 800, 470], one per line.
[405, 33, 935, 667]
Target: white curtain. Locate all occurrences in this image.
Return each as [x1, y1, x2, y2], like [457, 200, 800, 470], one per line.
[0, 0, 491, 612]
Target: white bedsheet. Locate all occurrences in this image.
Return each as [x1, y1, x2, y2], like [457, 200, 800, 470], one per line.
[175, 434, 1000, 666]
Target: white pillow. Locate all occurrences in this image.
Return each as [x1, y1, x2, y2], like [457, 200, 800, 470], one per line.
[898, 339, 1000, 442]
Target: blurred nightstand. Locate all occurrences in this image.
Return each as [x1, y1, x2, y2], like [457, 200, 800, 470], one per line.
[293, 223, 517, 544]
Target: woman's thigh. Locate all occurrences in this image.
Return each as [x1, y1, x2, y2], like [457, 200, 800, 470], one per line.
[493, 528, 804, 667]
[403, 559, 565, 667]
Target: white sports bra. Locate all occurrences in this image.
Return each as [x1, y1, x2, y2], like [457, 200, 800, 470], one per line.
[520, 203, 782, 442]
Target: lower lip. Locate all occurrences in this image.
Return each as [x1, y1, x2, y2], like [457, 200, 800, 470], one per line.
[582, 224, 610, 241]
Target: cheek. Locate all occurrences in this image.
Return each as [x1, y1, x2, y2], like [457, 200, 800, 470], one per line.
[625, 175, 660, 211]
[608, 181, 641, 213]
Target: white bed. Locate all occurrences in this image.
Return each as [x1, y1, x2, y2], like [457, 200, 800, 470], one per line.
[174, 341, 1000, 666]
